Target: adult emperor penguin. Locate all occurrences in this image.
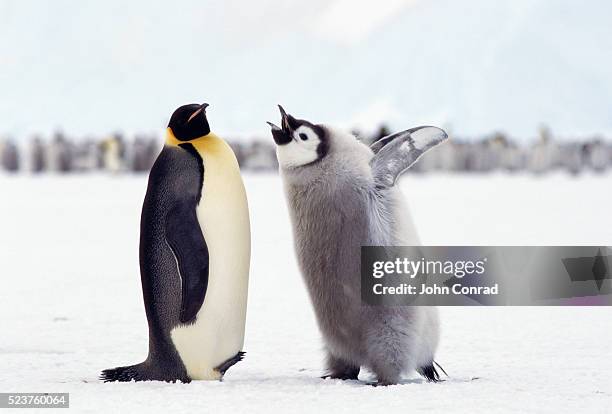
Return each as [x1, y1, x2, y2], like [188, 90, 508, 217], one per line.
[269, 106, 447, 385]
[101, 103, 250, 382]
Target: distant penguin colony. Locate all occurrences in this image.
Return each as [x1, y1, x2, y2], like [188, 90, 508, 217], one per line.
[101, 103, 251, 382]
[269, 105, 448, 385]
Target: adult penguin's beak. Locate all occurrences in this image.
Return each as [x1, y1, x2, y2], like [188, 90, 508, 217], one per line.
[188, 103, 209, 123]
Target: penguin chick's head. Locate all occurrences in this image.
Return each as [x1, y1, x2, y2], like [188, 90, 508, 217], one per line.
[168, 103, 211, 141]
[268, 105, 329, 169]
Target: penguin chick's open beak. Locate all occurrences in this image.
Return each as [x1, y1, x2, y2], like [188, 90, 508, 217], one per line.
[188, 103, 209, 123]
[267, 121, 281, 131]
[268, 121, 292, 146]
[278, 104, 291, 131]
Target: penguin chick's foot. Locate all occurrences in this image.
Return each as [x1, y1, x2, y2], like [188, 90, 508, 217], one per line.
[214, 351, 246, 376]
[323, 354, 360, 380]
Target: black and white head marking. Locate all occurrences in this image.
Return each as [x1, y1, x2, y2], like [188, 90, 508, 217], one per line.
[268, 105, 328, 169]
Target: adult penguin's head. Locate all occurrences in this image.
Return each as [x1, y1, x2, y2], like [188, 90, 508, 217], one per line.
[168, 103, 210, 141]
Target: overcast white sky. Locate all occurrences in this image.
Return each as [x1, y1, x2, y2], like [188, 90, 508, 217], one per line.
[1, 0, 610, 140]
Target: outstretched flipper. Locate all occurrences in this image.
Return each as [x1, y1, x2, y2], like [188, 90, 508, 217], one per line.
[370, 126, 448, 188]
[165, 199, 210, 324]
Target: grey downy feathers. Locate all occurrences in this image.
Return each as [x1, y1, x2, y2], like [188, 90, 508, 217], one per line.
[269, 105, 448, 385]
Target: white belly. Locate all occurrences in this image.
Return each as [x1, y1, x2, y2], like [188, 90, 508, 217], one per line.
[170, 137, 250, 380]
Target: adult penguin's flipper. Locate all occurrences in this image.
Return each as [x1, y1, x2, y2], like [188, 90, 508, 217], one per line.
[370, 126, 448, 188]
[165, 200, 209, 324]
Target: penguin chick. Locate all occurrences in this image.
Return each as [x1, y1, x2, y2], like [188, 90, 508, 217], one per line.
[269, 105, 447, 385]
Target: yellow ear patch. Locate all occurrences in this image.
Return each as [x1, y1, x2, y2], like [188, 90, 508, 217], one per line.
[165, 128, 210, 147]
[165, 128, 184, 146]
[164, 128, 238, 167]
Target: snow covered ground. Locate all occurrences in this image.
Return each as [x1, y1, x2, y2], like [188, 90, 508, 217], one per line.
[0, 173, 611, 413]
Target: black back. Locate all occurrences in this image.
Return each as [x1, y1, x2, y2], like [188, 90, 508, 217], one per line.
[139, 145, 209, 371]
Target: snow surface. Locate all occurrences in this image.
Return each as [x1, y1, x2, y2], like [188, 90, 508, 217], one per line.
[0, 173, 611, 413]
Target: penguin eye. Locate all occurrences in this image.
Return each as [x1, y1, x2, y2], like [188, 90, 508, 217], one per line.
[299, 133, 308, 141]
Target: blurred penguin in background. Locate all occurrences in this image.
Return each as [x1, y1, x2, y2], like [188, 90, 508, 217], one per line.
[29, 137, 46, 173]
[131, 135, 160, 172]
[585, 140, 609, 173]
[101, 134, 123, 173]
[47, 132, 73, 173]
[1, 139, 20, 172]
